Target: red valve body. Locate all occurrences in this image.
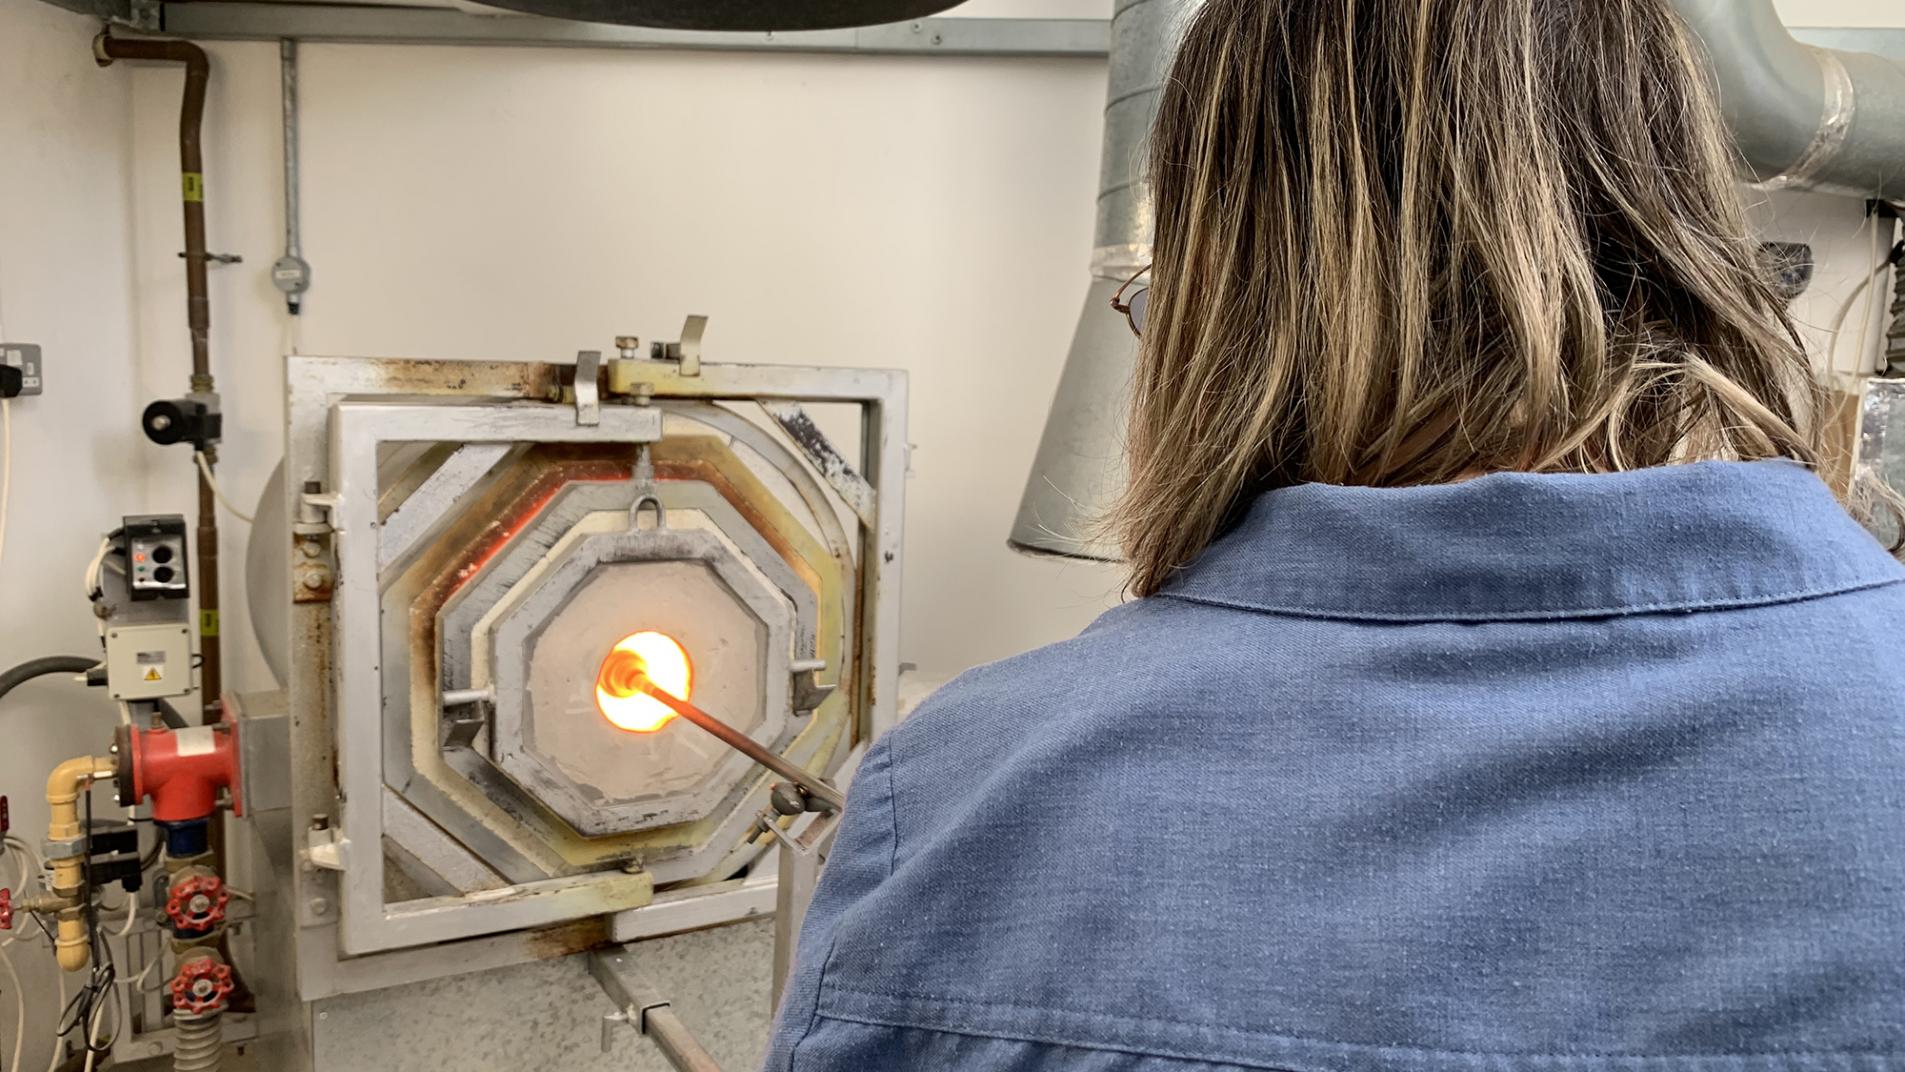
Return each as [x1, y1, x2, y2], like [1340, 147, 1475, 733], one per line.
[120, 723, 242, 822]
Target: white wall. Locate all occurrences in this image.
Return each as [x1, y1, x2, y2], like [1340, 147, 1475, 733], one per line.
[0, 0, 146, 1057]
[124, 29, 1126, 696]
[1773, 0, 1905, 25]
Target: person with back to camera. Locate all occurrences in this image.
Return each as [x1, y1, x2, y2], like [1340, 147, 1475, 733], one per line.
[765, 1, 1905, 1068]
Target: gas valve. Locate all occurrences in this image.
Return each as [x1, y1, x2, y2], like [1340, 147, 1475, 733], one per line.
[168, 954, 234, 1015]
[164, 873, 228, 933]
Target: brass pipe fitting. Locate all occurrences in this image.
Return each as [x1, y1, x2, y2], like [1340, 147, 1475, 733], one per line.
[42, 754, 116, 973]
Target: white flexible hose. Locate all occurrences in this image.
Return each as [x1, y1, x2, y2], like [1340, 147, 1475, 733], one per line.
[114, 882, 139, 938]
[83, 536, 111, 600]
[44, 963, 65, 1072]
[0, 939, 25, 1072]
[1824, 215, 1896, 372]
[0, 398, 12, 576]
[194, 453, 254, 525]
[80, 990, 109, 1072]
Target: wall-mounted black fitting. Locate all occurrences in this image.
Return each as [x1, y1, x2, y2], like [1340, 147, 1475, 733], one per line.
[142, 397, 222, 449]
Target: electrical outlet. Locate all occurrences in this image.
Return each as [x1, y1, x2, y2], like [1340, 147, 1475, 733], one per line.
[1, 344, 42, 397]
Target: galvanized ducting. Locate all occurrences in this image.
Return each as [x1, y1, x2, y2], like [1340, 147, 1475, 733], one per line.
[469, 0, 962, 31]
[1011, 0, 1905, 561]
[1670, 0, 1905, 201]
[1009, 0, 1203, 561]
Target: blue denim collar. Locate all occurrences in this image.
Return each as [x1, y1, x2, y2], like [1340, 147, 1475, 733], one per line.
[1162, 460, 1905, 622]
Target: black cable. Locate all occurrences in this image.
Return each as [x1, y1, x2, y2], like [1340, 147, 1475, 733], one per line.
[56, 791, 119, 1057]
[0, 657, 99, 706]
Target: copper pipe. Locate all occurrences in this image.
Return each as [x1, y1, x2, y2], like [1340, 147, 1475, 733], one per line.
[628, 676, 845, 812]
[94, 33, 224, 720]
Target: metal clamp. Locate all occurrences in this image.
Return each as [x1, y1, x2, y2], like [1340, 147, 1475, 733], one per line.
[651, 315, 708, 377]
[574, 350, 602, 427]
[790, 659, 834, 715]
[179, 251, 244, 267]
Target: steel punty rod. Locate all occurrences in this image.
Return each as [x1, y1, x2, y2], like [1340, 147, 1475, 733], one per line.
[629, 675, 847, 813]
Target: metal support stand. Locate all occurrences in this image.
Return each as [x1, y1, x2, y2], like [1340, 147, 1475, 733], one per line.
[591, 948, 725, 1072]
[592, 679, 848, 1071]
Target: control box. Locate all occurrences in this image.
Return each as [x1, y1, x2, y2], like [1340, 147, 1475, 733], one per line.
[104, 622, 194, 701]
[122, 515, 189, 602]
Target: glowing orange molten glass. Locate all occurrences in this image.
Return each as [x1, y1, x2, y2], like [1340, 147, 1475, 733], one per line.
[595, 632, 692, 733]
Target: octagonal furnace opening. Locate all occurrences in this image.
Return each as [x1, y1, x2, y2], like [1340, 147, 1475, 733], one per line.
[520, 559, 770, 803]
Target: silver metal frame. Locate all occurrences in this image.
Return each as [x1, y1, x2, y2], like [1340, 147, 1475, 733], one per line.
[488, 527, 797, 836]
[53, 0, 1900, 66]
[282, 356, 906, 997]
[137, 6, 1114, 56]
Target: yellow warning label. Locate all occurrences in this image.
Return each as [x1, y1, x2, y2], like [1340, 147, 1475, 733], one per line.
[143, 667, 164, 682]
[199, 610, 220, 637]
[182, 173, 204, 203]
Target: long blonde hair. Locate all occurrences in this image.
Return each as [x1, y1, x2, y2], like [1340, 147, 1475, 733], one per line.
[1119, 0, 1831, 597]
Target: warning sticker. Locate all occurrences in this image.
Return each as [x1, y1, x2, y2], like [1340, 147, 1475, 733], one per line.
[137, 652, 166, 682]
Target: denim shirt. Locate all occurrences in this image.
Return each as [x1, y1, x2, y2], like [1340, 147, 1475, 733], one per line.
[765, 461, 1905, 1072]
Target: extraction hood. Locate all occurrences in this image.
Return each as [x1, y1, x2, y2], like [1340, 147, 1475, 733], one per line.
[466, 0, 963, 31]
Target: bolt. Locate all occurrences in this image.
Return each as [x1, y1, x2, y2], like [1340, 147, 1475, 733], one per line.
[150, 414, 173, 431]
[301, 571, 326, 591]
[318, 1011, 328, 1022]
[309, 897, 328, 916]
[299, 540, 321, 558]
[300, 860, 315, 875]
[147, 1043, 164, 1057]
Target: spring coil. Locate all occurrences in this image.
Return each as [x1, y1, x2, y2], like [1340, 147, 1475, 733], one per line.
[173, 1011, 222, 1072]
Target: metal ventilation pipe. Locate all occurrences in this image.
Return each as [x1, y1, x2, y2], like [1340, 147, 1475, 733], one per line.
[1669, 0, 1905, 201]
[1009, 0, 1203, 561]
[1011, 0, 1905, 561]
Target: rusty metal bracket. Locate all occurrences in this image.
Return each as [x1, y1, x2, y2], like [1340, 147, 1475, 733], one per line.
[293, 484, 338, 603]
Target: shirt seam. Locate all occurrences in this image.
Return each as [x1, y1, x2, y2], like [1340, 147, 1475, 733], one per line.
[1158, 576, 1905, 624]
[817, 985, 1905, 1060]
[806, 1009, 1306, 1072]
[883, 734, 902, 877]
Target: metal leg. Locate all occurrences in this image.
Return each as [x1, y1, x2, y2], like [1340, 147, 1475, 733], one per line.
[590, 947, 725, 1072]
[765, 811, 838, 1012]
